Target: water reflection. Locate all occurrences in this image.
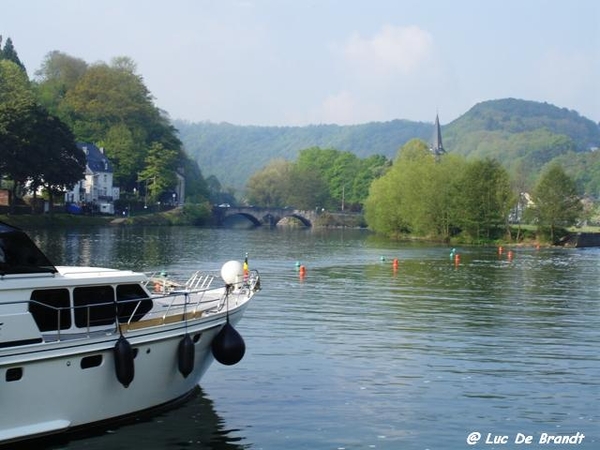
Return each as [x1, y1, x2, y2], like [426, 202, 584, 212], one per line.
[6, 388, 247, 450]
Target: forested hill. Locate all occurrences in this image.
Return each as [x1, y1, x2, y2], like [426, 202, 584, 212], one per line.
[175, 98, 600, 194]
[443, 98, 600, 191]
[175, 119, 432, 191]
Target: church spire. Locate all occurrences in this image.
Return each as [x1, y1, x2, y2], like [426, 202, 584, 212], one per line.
[430, 113, 445, 159]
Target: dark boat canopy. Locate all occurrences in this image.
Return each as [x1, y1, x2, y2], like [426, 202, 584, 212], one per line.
[0, 222, 57, 275]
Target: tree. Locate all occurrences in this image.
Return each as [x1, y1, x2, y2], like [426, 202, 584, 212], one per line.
[180, 155, 209, 204]
[60, 60, 156, 141]
[285, 165, 331, 210]
[295, 147, 341, 210]
[352, 154, 390, 210]
[34, 51, 88, 115]
[456, 158, 514, 240]
[364, 168, 409, 237]
[0, 60, 37, 207]
[425, 153, 466, 239]
[28, 108, 86, 210]
[138, 142, 179, 203]
[0, 58, 84, 210]
[0, 37, 26, 72]
[97, 123, 145, 188]
[530, 163, 583, 242]
[364, 139, 430, 237]
[246, 159, 292, 207]
[294, 147, 388, 210]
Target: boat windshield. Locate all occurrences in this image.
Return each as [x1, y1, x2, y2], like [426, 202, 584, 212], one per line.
[0, 222, 57, 275]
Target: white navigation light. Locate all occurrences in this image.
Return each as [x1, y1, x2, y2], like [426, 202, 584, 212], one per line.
[221, 260, 243, 285]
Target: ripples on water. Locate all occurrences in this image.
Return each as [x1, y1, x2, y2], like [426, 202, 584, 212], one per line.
[29, 227, 599, 449]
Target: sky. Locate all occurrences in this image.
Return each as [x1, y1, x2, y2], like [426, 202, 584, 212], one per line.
[2, 0, 599, 126]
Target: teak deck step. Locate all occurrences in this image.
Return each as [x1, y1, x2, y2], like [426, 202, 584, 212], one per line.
[119, 310, 203, 332]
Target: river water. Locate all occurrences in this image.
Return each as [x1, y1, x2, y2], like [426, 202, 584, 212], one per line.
[23, 226, 600, 449]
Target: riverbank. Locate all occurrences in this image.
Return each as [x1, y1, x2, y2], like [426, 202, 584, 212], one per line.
[0, 213, 114, 229]
[3, 213, 598, 248]
[0, 207, 197, 229]
[0, 207, 366, 229]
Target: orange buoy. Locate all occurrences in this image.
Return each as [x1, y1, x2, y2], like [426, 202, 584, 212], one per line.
[498, 246, 503, 255]
[507, 250, 514, 261]
[392, 258, 399, 268]
[454, 253, 460, 266]
[299, 265, 306, 279]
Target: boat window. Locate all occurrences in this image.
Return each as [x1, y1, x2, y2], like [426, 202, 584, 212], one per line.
[73, 286, 115, 328]
[116, 284, 153, 323]
[29, 289, 71, 331]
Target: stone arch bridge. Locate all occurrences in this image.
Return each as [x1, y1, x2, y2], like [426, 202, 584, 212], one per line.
[212, 206, 318, 227]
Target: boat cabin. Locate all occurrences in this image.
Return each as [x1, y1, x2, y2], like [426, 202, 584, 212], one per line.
[0, 222, 153, 343]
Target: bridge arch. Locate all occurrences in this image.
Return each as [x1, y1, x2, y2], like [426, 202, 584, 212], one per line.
[213, 206, 315, 227]
[284, 213, 312, 227]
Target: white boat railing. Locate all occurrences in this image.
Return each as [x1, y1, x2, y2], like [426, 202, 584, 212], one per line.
[151, 269, 260, 319]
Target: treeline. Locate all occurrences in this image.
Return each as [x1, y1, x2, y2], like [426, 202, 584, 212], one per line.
[364, 139, 583, 243]
[243, 141, 584, 243]
[245, 147, 389, 211]
[0, 36, 210, 216]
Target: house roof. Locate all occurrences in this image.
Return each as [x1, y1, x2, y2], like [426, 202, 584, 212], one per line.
[77, 142, 113, 173]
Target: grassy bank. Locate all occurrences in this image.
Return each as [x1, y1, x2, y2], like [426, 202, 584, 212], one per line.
[0, 213, 114, 229]
[0, 207, 199, 229]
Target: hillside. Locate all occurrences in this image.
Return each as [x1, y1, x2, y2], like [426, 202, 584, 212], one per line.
[443, 98, 600, 191]
[175, 119, 432, 191]
[175, 98, 600, 195]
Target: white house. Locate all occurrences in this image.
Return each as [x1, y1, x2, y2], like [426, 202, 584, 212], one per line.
[65, 143, 119, 214]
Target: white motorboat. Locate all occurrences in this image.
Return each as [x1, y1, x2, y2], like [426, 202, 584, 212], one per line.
[0, 221, 260, 445]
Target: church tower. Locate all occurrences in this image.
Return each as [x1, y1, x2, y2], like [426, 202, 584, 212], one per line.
[430, 113, 445, 159]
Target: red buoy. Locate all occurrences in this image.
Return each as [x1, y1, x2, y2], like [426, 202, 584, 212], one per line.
[299, 265, 306, 279]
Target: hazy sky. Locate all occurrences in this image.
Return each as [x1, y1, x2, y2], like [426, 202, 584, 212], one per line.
[2, 0, 599, 126]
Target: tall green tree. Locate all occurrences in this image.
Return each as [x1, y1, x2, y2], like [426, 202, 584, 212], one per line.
[364, 167, 409, 237]
[138, 142, 179, 203]
[0, 59, 35, 136]
[364, 139, 431, 237]
[1, 59, 83, 209]
[0, 37, 26, 72]
[0, 59, 37, 206]
[456, 158, 514, 240]
[28, 108, 86, 209]
[530, 163, 583, 242]
[352, 154, 390, 209]
[97, 123, 145, 188]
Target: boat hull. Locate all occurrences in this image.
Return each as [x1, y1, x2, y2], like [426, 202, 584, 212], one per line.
[0, 306, 247, 444]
